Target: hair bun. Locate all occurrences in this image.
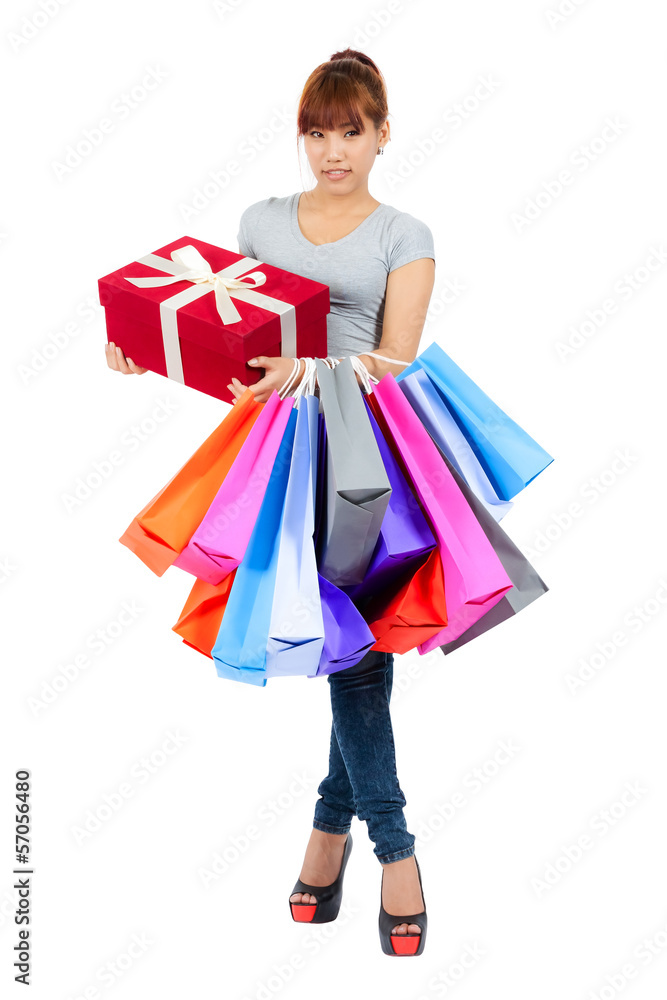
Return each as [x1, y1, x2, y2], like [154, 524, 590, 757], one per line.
[329, 47, 381, 77]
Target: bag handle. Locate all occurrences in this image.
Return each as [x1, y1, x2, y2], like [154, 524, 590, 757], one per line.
[278, 352, 411, 400]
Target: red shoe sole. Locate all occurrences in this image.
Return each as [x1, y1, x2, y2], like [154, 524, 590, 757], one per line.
[290, 902, 317, 922]
[390, 933, 421, 955]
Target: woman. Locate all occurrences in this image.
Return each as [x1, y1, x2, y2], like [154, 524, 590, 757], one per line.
[106, 48, 436, 957]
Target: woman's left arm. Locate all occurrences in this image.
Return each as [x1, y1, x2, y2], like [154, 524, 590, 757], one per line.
[357, 255, 435, 381]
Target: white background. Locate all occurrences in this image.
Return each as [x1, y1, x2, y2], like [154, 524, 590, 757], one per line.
[2, 0, 667, 997]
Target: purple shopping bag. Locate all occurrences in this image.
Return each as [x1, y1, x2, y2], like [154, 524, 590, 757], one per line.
[341, 395, 436, 604]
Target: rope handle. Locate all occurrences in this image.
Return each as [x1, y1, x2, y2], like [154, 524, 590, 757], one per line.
[277, 352, 412, 401]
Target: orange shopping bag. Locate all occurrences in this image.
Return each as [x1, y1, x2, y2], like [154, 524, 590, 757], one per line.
[119, 388, 261, 576]
[172, 573, 233, 658]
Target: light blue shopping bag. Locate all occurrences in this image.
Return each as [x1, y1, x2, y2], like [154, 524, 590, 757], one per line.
[396, 341, 554, 500]
[398, 368, 513, 522]
[265, 395, 326, 678]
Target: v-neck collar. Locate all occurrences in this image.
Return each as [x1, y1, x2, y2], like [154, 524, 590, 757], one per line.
[291, 192, 385, 249]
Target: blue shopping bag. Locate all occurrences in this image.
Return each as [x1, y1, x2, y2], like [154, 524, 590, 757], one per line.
[396, 341, 554, 500]
[398, 368, 513, 521]
[212, 407, 297, 686]
[265, 395, 325, 678]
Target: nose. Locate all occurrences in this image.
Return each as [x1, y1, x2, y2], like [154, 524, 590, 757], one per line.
[323, 134, 344, 161]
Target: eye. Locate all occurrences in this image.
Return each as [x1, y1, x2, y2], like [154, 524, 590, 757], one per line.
[308, 130, 359, 138]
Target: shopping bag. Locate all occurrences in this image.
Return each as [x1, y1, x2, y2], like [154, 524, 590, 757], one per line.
[433, 450, 549, 655]
[172, 571, 237, 657]
[119, 387, 261, 576]
[264, 395, 325, 678]
[341, 394, 436, 604]
[398, 368, 513, 522]
[211, 406, 298, 684]
[315, 574, 376, 675]
[173, 389, 294, 584]
[172, 395, 375, 681]
[368, 374, 513, 647]
[396, 341, 554, 500]
[361, 547, 449, 654]
[315, 356, 391, 586]
[172, 569, 375, 682]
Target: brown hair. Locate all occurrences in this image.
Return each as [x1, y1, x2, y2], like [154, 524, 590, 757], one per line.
[296, 48, 389, 141]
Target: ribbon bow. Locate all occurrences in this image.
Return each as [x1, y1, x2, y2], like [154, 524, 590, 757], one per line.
[125, 244, 267, 324]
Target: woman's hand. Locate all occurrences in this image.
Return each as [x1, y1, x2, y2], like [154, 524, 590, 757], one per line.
[105, 342, 148, 374]
[227, 356, 301, 404]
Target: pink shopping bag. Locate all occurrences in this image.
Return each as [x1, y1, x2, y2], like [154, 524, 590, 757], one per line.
[173, 390, 295, 584]
[368, 375, 514, 648]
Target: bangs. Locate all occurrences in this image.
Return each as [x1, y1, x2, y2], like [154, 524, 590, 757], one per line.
[298, 74, 369, 135]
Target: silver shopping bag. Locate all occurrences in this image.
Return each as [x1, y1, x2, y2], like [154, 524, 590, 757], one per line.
[315, 357, 392, 586]
[438, 448, 549, 654]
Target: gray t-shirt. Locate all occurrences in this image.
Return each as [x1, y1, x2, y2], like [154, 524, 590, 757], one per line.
[237, 191, 435, 359]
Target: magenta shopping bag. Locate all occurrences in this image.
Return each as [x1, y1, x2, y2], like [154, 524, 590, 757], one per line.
[368, 375, 514, 648]
[173, 390, 294, 584]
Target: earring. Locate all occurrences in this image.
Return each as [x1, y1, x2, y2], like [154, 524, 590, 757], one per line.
[377, 146, 384, 155]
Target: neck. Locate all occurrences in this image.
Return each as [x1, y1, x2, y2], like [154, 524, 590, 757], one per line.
[304, 182, 378, 215]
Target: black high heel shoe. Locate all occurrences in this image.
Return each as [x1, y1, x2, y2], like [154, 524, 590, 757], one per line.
[289, 832, 353, 923]
[378, 854, 427, 956]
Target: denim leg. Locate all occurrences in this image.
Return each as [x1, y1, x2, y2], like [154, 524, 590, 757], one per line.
[314, 652, 395, 834]
[313, 649, 415, 864]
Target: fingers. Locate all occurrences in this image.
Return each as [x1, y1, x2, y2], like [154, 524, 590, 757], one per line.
[227, 376, 272, 405]
[126, 358, 148, 374]
[105, 342, 147, 374]
[227, 376, 247, 403]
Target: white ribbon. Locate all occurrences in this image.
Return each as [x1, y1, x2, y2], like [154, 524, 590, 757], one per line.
[124, 243, 299, 384]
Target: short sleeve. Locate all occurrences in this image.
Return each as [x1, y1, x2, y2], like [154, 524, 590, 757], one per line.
[388, 214, 435, 273]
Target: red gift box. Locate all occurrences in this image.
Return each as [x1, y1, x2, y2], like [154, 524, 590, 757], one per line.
[98, 236, 330, 403]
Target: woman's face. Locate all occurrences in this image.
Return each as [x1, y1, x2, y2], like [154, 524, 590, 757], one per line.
[303, 111, 389, 191]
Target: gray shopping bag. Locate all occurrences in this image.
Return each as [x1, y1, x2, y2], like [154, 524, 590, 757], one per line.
[315, 357, 392, 586]
[438, 448, 549, 654]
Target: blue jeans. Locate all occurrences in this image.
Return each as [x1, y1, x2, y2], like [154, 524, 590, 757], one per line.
[312, 648, 416, 864]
